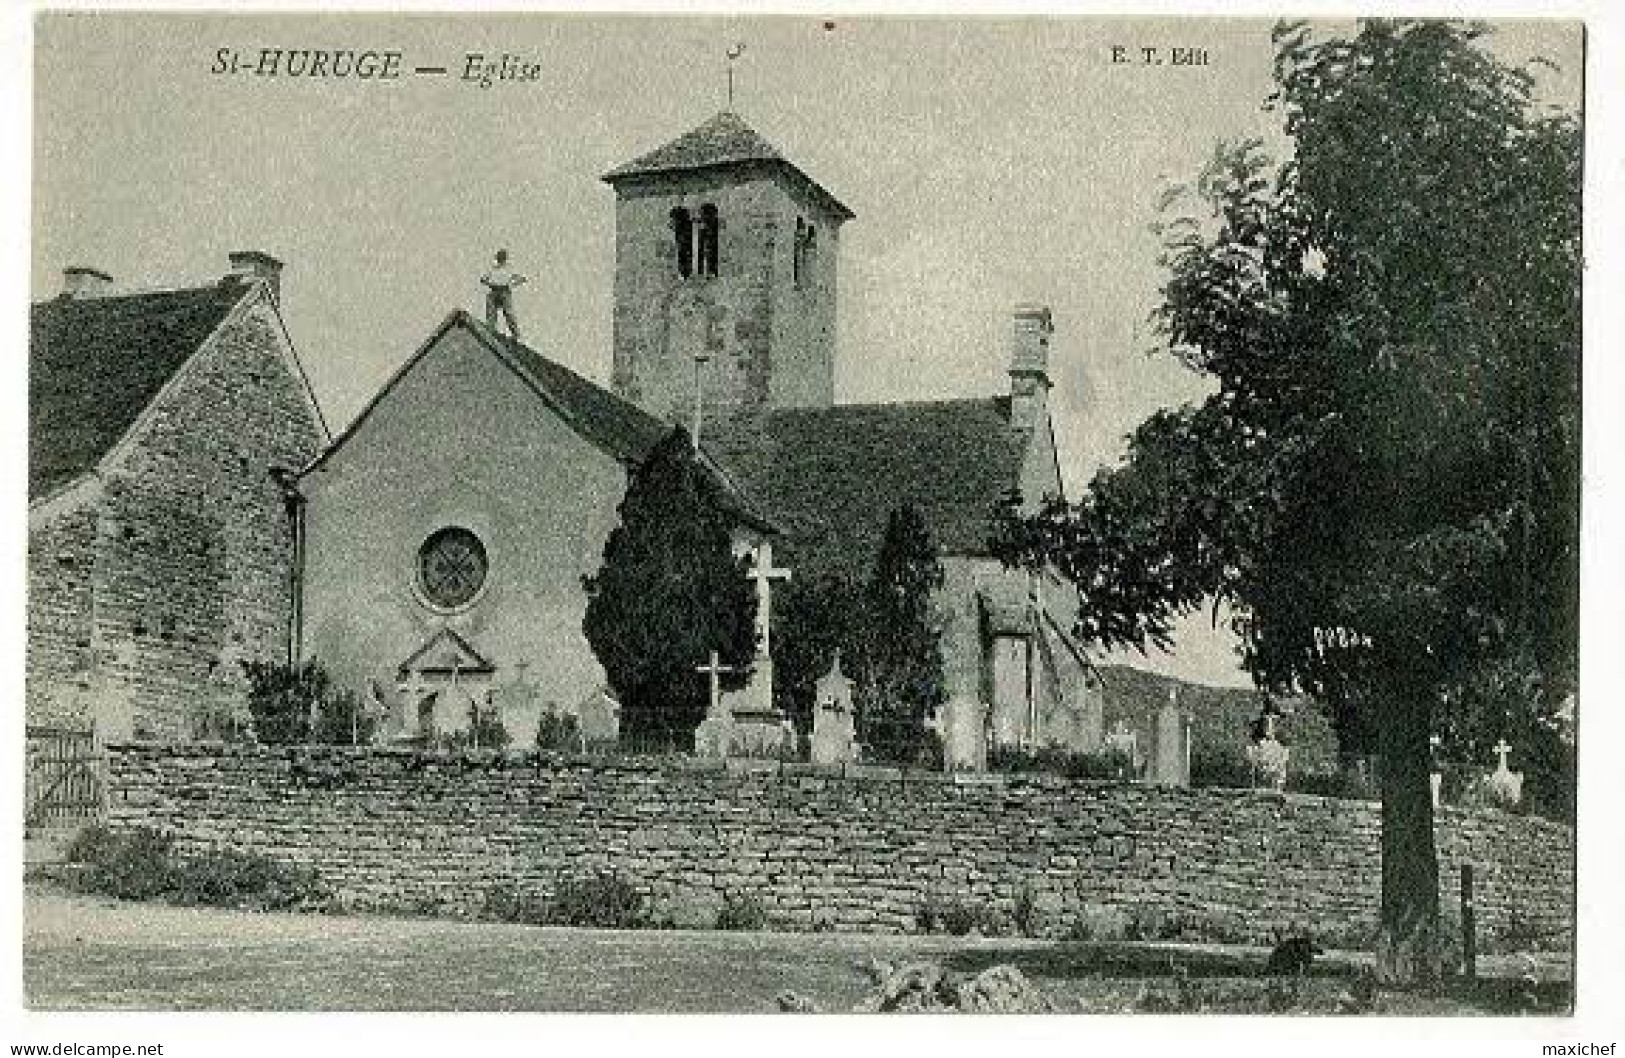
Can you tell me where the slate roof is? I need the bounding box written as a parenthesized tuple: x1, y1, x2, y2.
(603, 111, 854, 221)
(469, 317, 672, 466)
(465, 316, 775, 530)
(305, 313, 773, 531)
(702, 398, 1024, 581)
(28, 281, 253, 500)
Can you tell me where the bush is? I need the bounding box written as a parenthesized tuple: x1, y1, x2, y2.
(66, 826, 174, 901)
(548, 873, 645, 929)
(167, 849, 329, 911)
(1189, 746, 1257, 790)
(481, 883, 553, 925)
(1287, 769, 1380, 801)
(466, 701, 511, 751)
(988, 744, 1139, 780)
(916, 893, 996, 936)
(242, 658, 370, 745)
(64, 826, 328, 910)
(1065, 903, 1131, 943)
(535, 712, 584, 753)
(717, 891, 769, 931)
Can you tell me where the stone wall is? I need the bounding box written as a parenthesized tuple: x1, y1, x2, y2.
(25, 498, 99, 730)
(104, 744, 1574, 948)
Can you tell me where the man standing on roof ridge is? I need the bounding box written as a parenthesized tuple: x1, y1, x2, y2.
(481, 248, 526, 340)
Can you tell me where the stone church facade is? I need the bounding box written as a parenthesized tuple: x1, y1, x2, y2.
(26, 255, 329, 740)
(294, 111, 1104, 767)
(294, 312, 734, 747)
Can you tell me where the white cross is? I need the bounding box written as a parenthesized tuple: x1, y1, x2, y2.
(696, 650, 739, 718)
(746, 541, 791, 657)
(1493, 739, 1513, 771)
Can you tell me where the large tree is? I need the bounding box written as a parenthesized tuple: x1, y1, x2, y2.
(997, 20, 1578, 985)
(853, 505, 948, 766)
(773, 572, 866, 739)
(583, 428, 759, 744)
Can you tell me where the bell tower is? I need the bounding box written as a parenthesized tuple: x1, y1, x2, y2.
(602, 111, 853, 422)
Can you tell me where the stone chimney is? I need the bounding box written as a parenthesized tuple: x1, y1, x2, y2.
(228, 250, 284, 303)
(1008, 302, 1053, 438)
(61, 266, 114, 299)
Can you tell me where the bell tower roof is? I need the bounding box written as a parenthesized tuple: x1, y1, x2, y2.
(602, 111, 853, 221)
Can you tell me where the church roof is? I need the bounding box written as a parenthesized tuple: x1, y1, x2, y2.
(28, 280, 254, 500)
(303, 312, 774, 531)
(703, 398, 1024, 581)
(472, 318, 672, 466)
(603, 111, 854, 221)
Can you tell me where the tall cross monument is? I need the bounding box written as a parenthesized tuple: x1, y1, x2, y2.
(737, 541, 791, 715)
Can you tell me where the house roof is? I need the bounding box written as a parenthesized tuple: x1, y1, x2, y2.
(702, 398, 1025, 581)
(602, 111, 854, 221)
(28, 280, 254, 500)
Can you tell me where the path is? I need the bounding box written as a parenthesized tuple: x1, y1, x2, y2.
(23, 885, 1569, 1013)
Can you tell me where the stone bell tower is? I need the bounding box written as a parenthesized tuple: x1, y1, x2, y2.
(601, 111, 853, 423)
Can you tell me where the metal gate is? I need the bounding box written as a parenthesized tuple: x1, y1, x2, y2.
(25, 725, 104, 831)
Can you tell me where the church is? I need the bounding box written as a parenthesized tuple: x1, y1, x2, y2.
(295, 111, 1104, 769)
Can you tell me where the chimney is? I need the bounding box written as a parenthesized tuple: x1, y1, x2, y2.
(1008, 302, 1053, 437)
(227, 250, 284, 303)
(61, 266, 114, 299)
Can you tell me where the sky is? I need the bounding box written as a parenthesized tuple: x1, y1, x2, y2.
(27, 12, 1582, 688)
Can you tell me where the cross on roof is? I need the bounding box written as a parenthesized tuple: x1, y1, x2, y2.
(1493, 739, 1513, 770)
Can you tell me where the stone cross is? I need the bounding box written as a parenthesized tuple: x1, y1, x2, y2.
(1485, 738, 1523, 808)
(746, 541, 791, 658)
(696, 650, 739, 719)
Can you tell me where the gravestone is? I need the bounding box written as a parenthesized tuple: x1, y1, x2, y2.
(1484, 738, 1524, 808)
(692, 651, 739, 759)
(1245, 703, 1290, 790)
(1103, 721, 1141, 778)
(693, 650, 794, 759)
(575, 686, 620, 749)
(811, 652, 857, 765)
(1150, 691, 1191, 785)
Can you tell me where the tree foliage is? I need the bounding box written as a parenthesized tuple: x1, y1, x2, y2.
(996, 20, 1578, 983)
(583, 428, 759, 743)
(771, 507, 948, 766)
(242, 658, 369, 746)
(773, 572, 867, 738)
(853, 505, 948, 765)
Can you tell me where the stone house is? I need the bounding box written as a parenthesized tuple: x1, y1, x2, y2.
(294, 111, 1104, 767)
(26, 254, 328, 740)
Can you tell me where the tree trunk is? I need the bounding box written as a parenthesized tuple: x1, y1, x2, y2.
(1375, 682, 1443, 987)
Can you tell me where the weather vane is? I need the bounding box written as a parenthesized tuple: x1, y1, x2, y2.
(726, 42, 746, 108)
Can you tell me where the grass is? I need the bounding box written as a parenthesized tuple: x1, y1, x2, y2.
(23, 883, 1570, 1014)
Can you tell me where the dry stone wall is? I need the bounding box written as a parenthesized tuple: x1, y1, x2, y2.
(25, 501, 99, 730)
(104, 743, 1574, 948)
